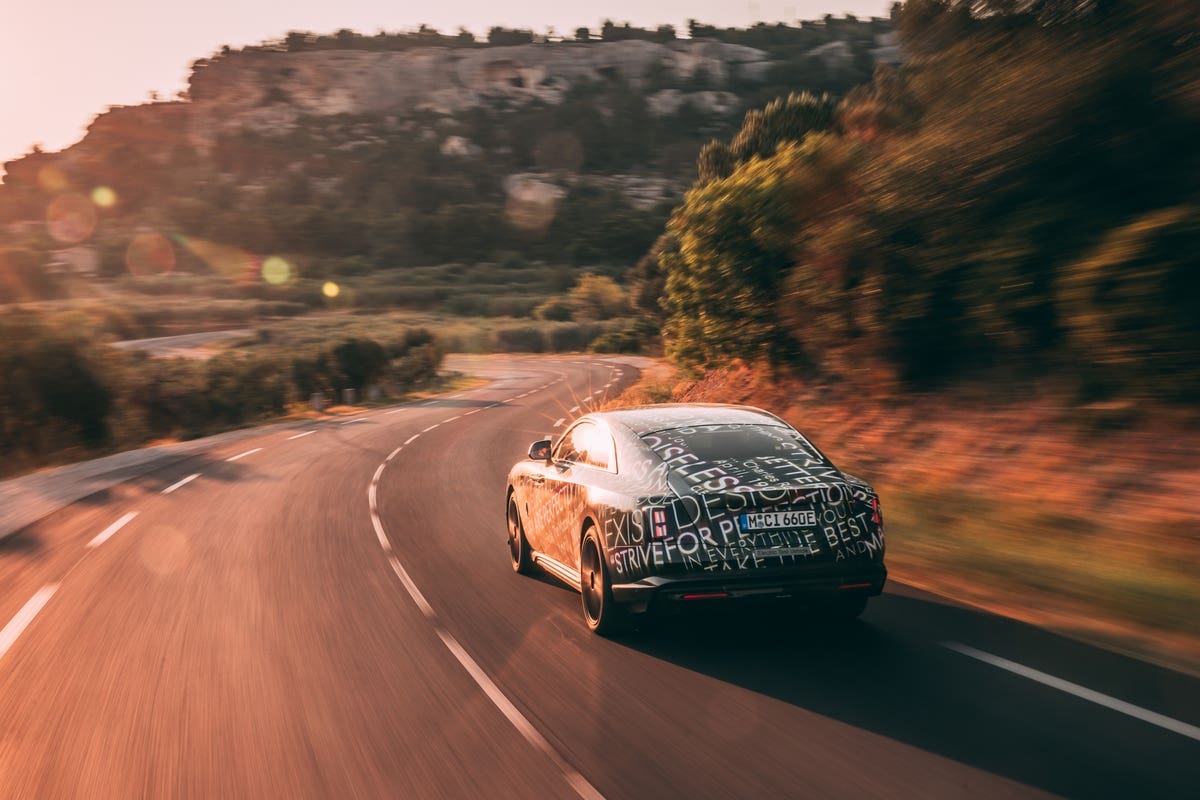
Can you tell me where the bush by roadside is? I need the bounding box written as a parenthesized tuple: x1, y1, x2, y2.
(606, 361, 1200, 674)
(0, 310, 443, 478)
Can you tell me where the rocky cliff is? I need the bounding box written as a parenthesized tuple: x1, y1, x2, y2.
(0, 21, 898, 281)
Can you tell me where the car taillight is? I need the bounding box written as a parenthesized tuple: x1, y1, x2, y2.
(650, 507, 669, 539)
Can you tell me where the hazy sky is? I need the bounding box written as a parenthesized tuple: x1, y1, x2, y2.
(2, 1, 891, 169)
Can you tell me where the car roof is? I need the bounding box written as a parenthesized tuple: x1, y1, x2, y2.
(587, 403, 789, 436)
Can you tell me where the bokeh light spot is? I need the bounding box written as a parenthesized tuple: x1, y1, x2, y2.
(126, 231, 176, 276)
(139, 527, 190, 576)
(176, 236, 256, 280)
(323, 281, 340, 298)
(91, 186, 118, 208)
(37, 165, 69, 193)
(262, 256, 292, 285)
(503, 176, 564, 233)
(46, 193, 97, 244)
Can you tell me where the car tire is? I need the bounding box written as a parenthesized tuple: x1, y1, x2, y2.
(507, 494, 534, 575)
(580, 527, 627, 635)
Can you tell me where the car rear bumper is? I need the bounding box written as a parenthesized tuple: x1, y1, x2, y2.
(610, 564, 887, 615)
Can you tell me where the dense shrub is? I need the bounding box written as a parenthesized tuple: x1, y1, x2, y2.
(0, 311, 445, 472)
(658, 1, 1199, 399)
(492, 326, 546, 353)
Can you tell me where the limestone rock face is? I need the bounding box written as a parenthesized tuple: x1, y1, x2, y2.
(186, 40, 775, 134)
(647, 90, 741, 117)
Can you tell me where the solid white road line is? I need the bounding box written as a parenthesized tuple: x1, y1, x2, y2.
(369, 468, 603, 800)
(226, 447, 262, 462)
(287, 430, 317, 440)
(0, 584, 59, 664)
(434, 627, 604, 800)
(943, 642, 1200, 742)
(161, 473, 200, 495)
(367, 394, 604, 799)
(87, 511, 138, 548)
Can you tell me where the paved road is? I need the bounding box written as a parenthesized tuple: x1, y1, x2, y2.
(112, 329, 252, 359)
(0, 355, 1196, 798)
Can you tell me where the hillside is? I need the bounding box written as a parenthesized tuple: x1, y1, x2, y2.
(0, 18, 897, 308)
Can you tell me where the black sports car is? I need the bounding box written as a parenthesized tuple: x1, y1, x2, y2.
(506, 404, 886, 633)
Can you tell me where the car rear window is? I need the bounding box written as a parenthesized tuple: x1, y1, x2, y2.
(642, 424, 823, 463)
(639, 424, 840, 492)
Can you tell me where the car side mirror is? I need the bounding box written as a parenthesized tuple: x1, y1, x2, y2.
(528, 439, 552, 461)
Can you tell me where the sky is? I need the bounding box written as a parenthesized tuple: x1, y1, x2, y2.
(2, 1, 892, 169)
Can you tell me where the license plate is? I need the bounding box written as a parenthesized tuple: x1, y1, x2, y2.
(739, 509, 817, 531)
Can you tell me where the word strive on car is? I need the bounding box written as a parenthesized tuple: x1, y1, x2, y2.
(506, 404, 887, 634)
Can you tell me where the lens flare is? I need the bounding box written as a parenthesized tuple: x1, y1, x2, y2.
(262, 256, 292, 285)
(125, 231, 176, 275)
(91, 186, 118, 208)
(323, 281, 340, 298)
(46, 194, 97, 244)
(176, 235, 256, 280)
(37, 165, 69, 193)
(503, 176, 564, 233)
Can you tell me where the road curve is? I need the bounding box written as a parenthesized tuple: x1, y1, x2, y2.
(0, 354, 1196, 798)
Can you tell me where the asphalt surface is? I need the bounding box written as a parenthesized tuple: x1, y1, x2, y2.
(112, 329, 253, 359)
(0, 354, 1196, 798)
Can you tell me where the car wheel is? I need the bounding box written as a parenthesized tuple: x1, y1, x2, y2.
(580, 527, 626, 635)
(507, 494, 534, 575)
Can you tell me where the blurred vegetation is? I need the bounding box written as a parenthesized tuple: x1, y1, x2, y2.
(0, 13, 891, 307)
(658, 0, 1200, 403)
(0, 309, 443, 476)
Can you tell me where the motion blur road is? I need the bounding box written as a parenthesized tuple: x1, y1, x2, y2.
(0, 355, 1196, 798)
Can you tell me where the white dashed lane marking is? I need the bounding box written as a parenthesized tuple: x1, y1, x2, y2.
(361, 366, 604, 800)
(0, 584, 60, 664)
(553, 418, 566, 428)
(87, 511, 138, 548)
(226, 448, 262, 462)
(288, 430, 316, 440)
(161, 473, 200, 495)
(943, 642, 1200, 742)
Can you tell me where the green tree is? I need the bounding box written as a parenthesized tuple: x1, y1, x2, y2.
(568, 273, 629, 321)
(728, 92, 836, 164)
(1058, 207, 1200, 400)
(663, 146, 801, 367)
(333, 338, 389, 391)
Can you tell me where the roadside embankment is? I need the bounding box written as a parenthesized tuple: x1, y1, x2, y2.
(609, 361, 1200, 675)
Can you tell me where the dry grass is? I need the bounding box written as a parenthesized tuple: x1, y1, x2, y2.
(610, 361, 1200, 674)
